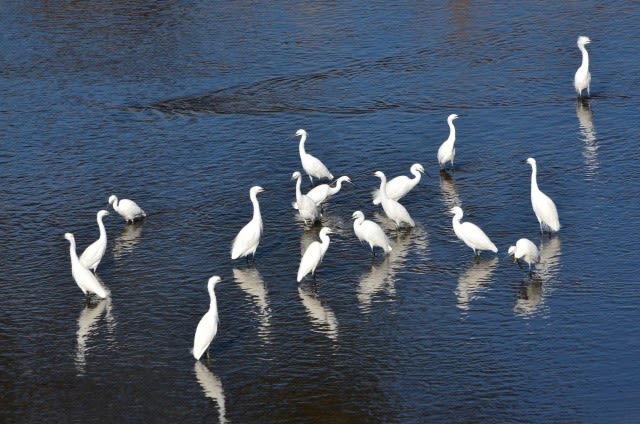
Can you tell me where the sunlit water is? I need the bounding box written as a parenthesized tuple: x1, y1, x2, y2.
(2, 2, 640, 422)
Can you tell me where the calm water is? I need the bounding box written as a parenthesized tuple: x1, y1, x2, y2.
(2, 1, 640, 422)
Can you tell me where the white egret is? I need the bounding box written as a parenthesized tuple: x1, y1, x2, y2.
(193, 276, 222, 361)
(79, 210, 109, 273)
(374, 171, 415, 229)
(295, 129, 334, 184)
(231, 186, 264, 261)
(297, 227, 332, 282)
(372, 163, 424, 205)
(352, 210, 392, 255)
(508, 238, 540, 272)
(437, 114, 459, 170)
(64, 233, 110, 299)
(450, 206, 497, 256)
(108, 194, 146, 223)
(291, 171, 320, 225)
(574, 36, 592, 98)
(526, 157, 560, 233)
(306, 175, 351, 206)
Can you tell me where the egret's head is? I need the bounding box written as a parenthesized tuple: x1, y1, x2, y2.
(450, 206, 463, 216)
(413, 163, 425, 174)
(64, 232, 74, 242)
(295, 129, 307, 137)
(108, 195, 117, 205)
(208, 275, 223, 289)
(98, 210, 110, 218)
(250, 186, 265, 196)
(508, 245, 516, 256)
(374, 170, 385, 179)
(577, 36, 591, 46)
(448, 113, 459, 121)
(526, 157, 536, 166)
(351, 210, 364, 220)
(291, 171, 302, 181)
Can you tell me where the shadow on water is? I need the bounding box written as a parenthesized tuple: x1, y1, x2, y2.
(456, 257, 499, 311)
(194, 361, 227, 424)
(75, 297, 115, 375)
(576, 99, 598, 180)
(298, 282, 339, 342)
(112, 221, 145, 260)
(233, 267, 271, 344)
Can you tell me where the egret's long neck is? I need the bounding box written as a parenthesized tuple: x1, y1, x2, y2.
(331, 178, 344, 195)
(298, 134, 307, 157)
(295, 177, 302, 201)
(412, 170, 422, 182)
(68, 239, 78, 261)
(250, 193, 262, 225)
(320, 233, 331, 256)
(98, 215, 107, 239)
(530, 164, 539, 193)
(447, 119, 456, 144)
(579, 44, 590, 70)
(377, 176, 388, 200)
(208, 287, 218, 311)
(452, 213, 462, 233)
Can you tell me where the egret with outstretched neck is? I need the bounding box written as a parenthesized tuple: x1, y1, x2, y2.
(193, 276, 222, 361)
(65, 233, 110, 299)
(295, 129, 334, 184)
(574, 36, 592, 98)
(374, 171, 415, 229)
(352, 210, 392, 255)
(450, 206, 497, 256)
(108, 194, 146, 223)
(437, 114, 459, 170)
(231, 186, 264, 261)
(80, 210, 109, 273)
(306, 176, 351, 206)
(297, 227, 332, 282)
(372, 163, 424, 205)
(527, 157, 560, 233)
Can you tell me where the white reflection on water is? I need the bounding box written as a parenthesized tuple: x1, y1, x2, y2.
(112, 221, 144, 260)
(357, 229, 415, 313)
(455, 257, 499, 310)
(194, 361, 227, 424)
(514, 237, 562, 316)
(298, 284, 338, 342)
(439, 171, 461, 212)
(576, 99, 598, 180)
(75, 297, 113, 375)
(233, 267, 271, 344)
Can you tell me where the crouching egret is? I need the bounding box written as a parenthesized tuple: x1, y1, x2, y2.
(108, 194, 146, 223)
(437, 114, 459, 170)
(372, 163, 424, 205)
(352, 210, 392, 255)
(231, 186, 264, 261)
(295, 129, 333, 184)
(65, 233, 110, 299)
(374, 171, 415, 229)
(307, 175, 351, 206)
(574, 36, 592, 98)
(526, 158, 560, 233)
(450, 206, 497, 256)
(80, 210, 109, 273)
(291, 171, 320, 225)
(297, 227, 332, 282)
(193, 276, 222, 361)
(508, 238, 540, 272)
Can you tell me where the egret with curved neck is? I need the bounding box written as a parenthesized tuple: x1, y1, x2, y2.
(437, 114, 459, 170)
(291, 171, 320, 225)
(508, 238, 540, 272)
(527, 157, 560, 233)
(574, 36, 592, 98)
(373, 163, 424, 205)
(450, 206, 497, 256)
(231, 186, 265, 261)
(193, 276, 222, 361)
(374, 171, 415, 229)
(297, 227, 333, 282)
(80, 210, 110, 273)
(306, 175, 351, 206)
(295, 129, 334, 185)
(65, 233, 110, 299)
(352, 210, 392, 255)
(108, 194, 146, 223)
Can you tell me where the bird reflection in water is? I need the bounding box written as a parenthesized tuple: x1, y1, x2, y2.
(75, 297, 113, 375)
(298, 283, 338, 342)
(233, 267, 271, 343)
(576, 99, 598, 180)
(514, 237, 562, 316)
(357, 228, 417, 313)
(112, 221, 144, 260)
(455, 257, 498, 311)
(439, 170, 461, 211)
(194, 361, 227, 424)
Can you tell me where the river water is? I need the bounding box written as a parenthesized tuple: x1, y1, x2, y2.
(2, 1, 639, 423)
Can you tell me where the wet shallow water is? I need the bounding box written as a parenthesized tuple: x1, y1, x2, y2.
(2, 1, 640, 422)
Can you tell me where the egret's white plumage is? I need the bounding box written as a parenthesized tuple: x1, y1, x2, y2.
(574, 36, 592, 98)
(297, 227, 332, 282)
(437, 114, 459, 170)
(372, 163, 424, 205)
(65, 233, 110, 299)
(374, 171, 415, 229)
(79, 210, 109, 272)
(193, 276, 222, 361)
(352, 210, 392, 255)
(527, 157, 560, 233)
(306, 176, 351, 206)
(108, 194, 146, 223)
(292, 171, 320, 224)
(508, 238, 540, 271)
(295, 129, 334, 184)
(231, 186, 264, 260)
(450, 206, 497, 256)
